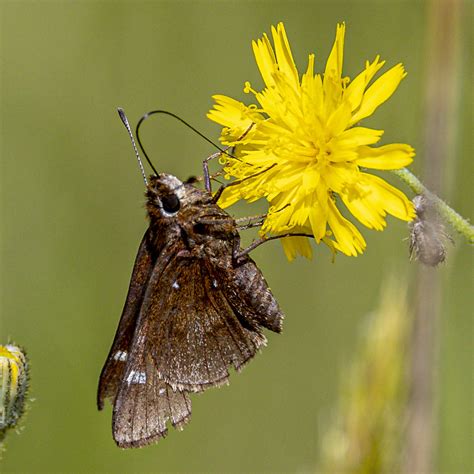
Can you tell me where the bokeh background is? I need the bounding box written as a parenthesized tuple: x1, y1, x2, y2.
(1, 1, 472, 473)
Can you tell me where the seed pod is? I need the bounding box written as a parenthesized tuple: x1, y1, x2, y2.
(409, 195, 450, 266)
(0, 345, 29, 434)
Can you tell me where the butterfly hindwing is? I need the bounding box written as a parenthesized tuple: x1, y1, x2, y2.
(112, 352, 191, 448)
(225, 256, 284, 333)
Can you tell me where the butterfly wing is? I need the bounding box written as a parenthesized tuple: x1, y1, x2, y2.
(112, 352, 191, 448)
(113, 248, 266, 407)
(224, 255, 284, 334)
(112, 249, 265, 446)
(97, 229, 155, 410)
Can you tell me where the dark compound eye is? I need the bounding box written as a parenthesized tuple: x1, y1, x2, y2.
(161, 193, 180, 214)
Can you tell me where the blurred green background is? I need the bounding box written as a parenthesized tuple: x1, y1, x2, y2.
(1, 1, 472, 473)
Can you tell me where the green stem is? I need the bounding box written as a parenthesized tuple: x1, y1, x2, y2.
(392, 168, 474, 243)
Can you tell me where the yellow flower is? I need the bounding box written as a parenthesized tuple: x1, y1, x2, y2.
(208, 23, 415, 260)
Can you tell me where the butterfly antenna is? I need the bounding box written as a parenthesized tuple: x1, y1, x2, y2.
(135, 109, 227, 160)
(117, 108, 154, 186)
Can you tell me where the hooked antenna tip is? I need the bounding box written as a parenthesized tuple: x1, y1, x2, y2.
(117, 107, 128, 127)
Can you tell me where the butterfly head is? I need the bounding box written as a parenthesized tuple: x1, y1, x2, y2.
(145, 173, 210, 223)
(145, 174, 186, 219)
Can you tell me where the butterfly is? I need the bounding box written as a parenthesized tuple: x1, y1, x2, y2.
(97, 109, 284, 448)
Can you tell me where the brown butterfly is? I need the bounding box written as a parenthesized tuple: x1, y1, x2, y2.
(97, 109, 287, 448)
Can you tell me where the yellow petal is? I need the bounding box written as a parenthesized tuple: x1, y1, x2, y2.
(326, 101, 352, 137)
(262, 201, 295, 233)
(302, 53, 315, 89)
(343, 56, 385, 112)
(252, 33, 277, 89)
(308, 201, 328, 241)
(217, 185, 242, 208)
(355, 144, 415, 169)
(281, 236, 313, 261)
(323, 161, 359, 194)
(338, 171, 415, 229)
(333, 127, 384, 149)
(327, 198, 366, 256)
(324, 23, 345, 83)
(207, 95, 260, 135)
(302, 56, 324, 120)
(329, 149, 359, 162)
(323, 23, 346, 111)
(290, 203, 310, 227)
(360, 173, 415, 221)
(350, 63, 407, 125)
(340, 188, 388, 230)
(302, 165, 321, 192)
(271, 23, 300, 90)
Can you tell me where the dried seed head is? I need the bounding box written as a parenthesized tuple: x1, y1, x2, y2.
(409, 195, 450, 266)
(0, 345, 29, 434)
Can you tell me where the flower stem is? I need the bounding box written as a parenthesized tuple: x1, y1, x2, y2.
(392, 168, 474, 243)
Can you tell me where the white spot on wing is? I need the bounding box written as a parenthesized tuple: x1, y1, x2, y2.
(126, 370, 147, 385)
(172, 281, 180, 290)
(158, 388, 166, 396)
(212, 279, 218, 288)
(113, 350, 128, 361)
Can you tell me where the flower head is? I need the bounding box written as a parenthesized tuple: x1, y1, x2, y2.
(208, 23, 415, 260)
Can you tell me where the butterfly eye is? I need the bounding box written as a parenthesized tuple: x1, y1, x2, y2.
(161, 193, 181, 214)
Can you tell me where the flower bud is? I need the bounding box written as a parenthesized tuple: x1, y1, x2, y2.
(0, 345, 29, 434)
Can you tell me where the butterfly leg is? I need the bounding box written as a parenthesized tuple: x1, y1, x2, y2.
(203, 141, 242, 193)
(204, 123, 256, 194)
(235, 233, 314, 261)
(235, 214, 267, 231)
(203, 150, 228, 193)
(211, 163, 277, 205)
(234, 203, 290, 231)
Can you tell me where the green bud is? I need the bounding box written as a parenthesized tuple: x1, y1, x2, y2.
(0, 345, 29, 434)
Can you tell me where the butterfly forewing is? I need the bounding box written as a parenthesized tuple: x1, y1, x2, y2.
(98, 229, 155, 409)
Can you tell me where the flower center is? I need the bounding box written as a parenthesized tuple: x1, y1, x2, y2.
(311, 140, 330, 166)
